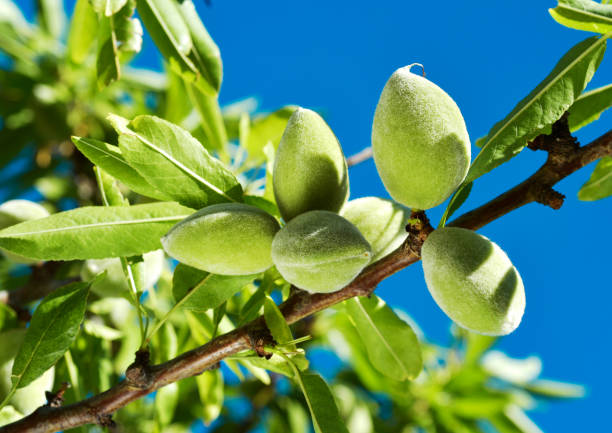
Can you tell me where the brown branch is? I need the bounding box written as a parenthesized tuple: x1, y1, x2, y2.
(346, 146, 373, 167)
(451, 127, 612, 230)
(0, 262, 78, 320)
(2, 123, 611, 433)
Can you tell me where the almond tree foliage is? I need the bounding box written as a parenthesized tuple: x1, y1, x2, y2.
(0, 0, 610, 432)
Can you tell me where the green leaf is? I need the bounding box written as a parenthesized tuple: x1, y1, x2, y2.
(96, 2, 143, 87)
(172, 264, 256, 312)
(0, 202, 193, 260)
(345, 295, 422, 381)
(164, 68, 192, 124)
(72, 136, 170, 200)
(0, 406, 22, 427)
(155, 382, 179, 428)
(136, 0, 217, 93)
(263, 142, 276, 202)
(195, 369, 223, 425)
(91, 0, 129, 16)
(36, 0, 66, 38)
(111, 114, 242, 208)
(177, 0, 222, 93)
(83, 319, 123, 340)
(94, 167, 129, 207)
(464, 331, 497, 365)
(186, 84, 229, 153)
(63, 350, 82, 401)
(524, 379, 585, 398)
(550, 0, 612, 34)
(450, 396, 509, 418)
(239, 354, 299, 377)
(568, 83, 612, 131)
(0, 303, 17, 333)
(67, 0, 99, 64)
(11, 281, 91, 389)
(244, 195, 280, 218)
(439, 181, 472, 227)
(264, 295, 294, 348)
(467, 34, 608, 183)
(578, 156, 612, 200)
(239, 359, 271, 385)
(297, 371, 350, 433)
(245, 106, 297, 164)
(502, 405, 545, 433)
(0, 0, 30, 32)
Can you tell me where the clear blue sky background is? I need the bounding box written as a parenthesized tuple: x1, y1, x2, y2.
(16, 1, 612, 431)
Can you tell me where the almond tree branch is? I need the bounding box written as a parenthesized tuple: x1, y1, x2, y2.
(346, 146, 373, 167)
(1, 122, 611, 433)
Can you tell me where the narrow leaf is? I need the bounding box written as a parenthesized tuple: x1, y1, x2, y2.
(0, 202, 193, 260)
(297, 371, 350, 433)
(111, 114, 242, 208)
(172, 263, 255, 312)
(577, 156, 612, 200)
(524, 379, 585, 398)
(72, 136, 170, 200)
(568, 83, 612, 131)
(244, 195, 280, 217)
(155, 382, 179, 428)
(550, 0, 612, 34)
(136, 0, 216, 93)
(36, 0, 65, 38)
(96, 2, 142, 87)
(178, 0, 223, 93)
(195, 369, 223, 425)
(186, 84, 229, 153)
(439, 181, 473, 227)
(94, 167, 129, 207)
(11, 281, 91, 389)
(345, 295, 422, 381)
(264, 295, 294, 348)
(91, 0, 128, 16)
(468, 35, 608, 183)
(246, 106, 297, 164)
(240, 355, 299, 377)
(67, 0, 98, 64)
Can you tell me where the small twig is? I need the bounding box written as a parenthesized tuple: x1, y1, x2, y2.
(44, 382, 70, 408)
(0, 262, 69, 310)
(346, 146, 373, 167)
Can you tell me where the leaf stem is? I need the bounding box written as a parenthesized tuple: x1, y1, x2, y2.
(94, 167, 147, 346)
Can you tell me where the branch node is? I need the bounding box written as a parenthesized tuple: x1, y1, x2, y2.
(96, 413, 115, 428)
(248, 325, 276, 359)
(405, 210, 434, 256)
(534, 186, 565, 209)
(527, 113, 579, 161)
(125, 348, 153, 389)
(45, 382, 70, 408)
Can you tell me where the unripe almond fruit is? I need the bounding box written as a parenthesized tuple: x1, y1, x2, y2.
(372, 65, 471, 209)
(341, 196, 410, 262)
(162, 203, 280, 275)
(271, 210, 371, 293)
(273, 108, 349, 221)
(421, 227, 525, 336)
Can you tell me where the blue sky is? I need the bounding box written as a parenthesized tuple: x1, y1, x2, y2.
(16, 0, 612, 431)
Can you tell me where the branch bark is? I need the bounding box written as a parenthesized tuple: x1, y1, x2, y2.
(1, 124, 611, 433)
(346, 146, 373, 167)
